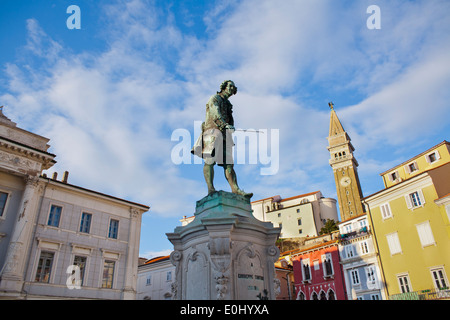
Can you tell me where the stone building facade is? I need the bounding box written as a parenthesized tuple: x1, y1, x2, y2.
(0, 109, 149, 299)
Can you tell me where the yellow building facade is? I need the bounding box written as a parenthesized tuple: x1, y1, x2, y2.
(364, 141, 450, 299)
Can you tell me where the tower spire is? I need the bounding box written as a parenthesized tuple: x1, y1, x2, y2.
(328, 103, 346, 137)
(326, 103, 365, 221)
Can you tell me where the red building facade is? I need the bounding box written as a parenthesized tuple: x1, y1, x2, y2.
(292, 240, 347, 300)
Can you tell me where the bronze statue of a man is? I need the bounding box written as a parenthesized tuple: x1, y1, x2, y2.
(192, 80, 252, 198)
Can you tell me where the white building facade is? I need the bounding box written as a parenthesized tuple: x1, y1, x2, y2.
(0, 109, 149, 299)
(137, 255, 175, 300)
(251, 191, 338, 239)
(338, 214, 386, 300)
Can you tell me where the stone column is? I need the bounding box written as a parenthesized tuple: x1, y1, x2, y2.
(167, 191, 280, 300)
(122, 208, 142, 300)
(0, 175, 42, 295)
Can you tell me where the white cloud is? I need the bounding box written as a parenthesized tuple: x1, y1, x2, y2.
(1, 0, 450, 220)
(139, 249, 172, 260)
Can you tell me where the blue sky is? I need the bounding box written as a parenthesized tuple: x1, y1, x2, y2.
(1, 0, 450, 259)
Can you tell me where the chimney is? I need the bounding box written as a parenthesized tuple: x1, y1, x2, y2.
(52, 172, 58, 180)
(62, 171, 69, 183)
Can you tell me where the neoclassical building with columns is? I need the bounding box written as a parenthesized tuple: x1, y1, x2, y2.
(0, 108, 149, 299)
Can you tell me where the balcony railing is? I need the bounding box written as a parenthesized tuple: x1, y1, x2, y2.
(389, 287, 450, 300)
(338, 227, 371, 242)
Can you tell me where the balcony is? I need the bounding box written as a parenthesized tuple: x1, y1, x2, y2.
(389, 287, 450, 300)
(338, 227, 371, 242)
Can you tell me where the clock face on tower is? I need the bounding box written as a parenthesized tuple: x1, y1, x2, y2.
(340, 176, 352, 187)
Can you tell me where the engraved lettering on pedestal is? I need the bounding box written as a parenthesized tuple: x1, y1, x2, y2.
(236, 243, 265, 299)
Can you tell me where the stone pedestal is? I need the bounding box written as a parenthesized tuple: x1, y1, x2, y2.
(166, 191, 281, 300)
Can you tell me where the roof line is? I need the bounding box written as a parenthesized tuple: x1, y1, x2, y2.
(144, 255, 171, 265)
(252, 191, 320, 204)
(363, 162, 450, 200)
(41, 176, 150, 210)
(379, 140, 449, 175)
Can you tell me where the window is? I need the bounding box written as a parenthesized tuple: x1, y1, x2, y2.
(389, 170, 399, 182)
(416, 221, 435, 247)
(328, 290, 336, 300)
(397, 273, 412, 293)
(167, 271, 172, 281)
(405, 161, 418, 174)
(350, 270, 360, 285)
(298, 229, 302, 234)
(0, 191, 8, 217)
(102, 260, 115, 288)
(380, 203, 392, 219)
(343, 223, 352, 233)
(72, 256, 87, 286)
(302, 260, 311, 281)
(426, 151, 440, 164)
(108, 219, 119, 239)
(360, 241, 369, 255)
(358, 219, 367, 229)
(79, 212, 92, 233)
(297, 218, 302, 226)
(322, 254, 333, 277)
(371, 294, 381, 300)
(430, 267, 449, 290)
(386, 232, 402, 255)
(366, 266, 376, 285)
(35, 251, 54, 283)
(405, 190, 425, 209)
(345, 245, 355, 258)
(146, 274, 152, 286)
(47, 205, 62, 227)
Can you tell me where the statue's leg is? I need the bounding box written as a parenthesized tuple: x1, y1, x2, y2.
(224, 164, 253, 198)
(203, 163, 216, 195)
(224, 164, 238, 192)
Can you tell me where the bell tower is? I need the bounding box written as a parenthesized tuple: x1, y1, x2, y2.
(327, 102, 365, 221)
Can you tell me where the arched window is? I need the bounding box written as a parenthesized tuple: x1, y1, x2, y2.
(328, 289, 336, 300)
(297, 291, 306, 300)
(320, 290, 327, 300)
(311, 292, 318, 300)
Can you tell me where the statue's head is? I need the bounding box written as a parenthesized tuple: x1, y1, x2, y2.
(218, 80, 237, 96)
